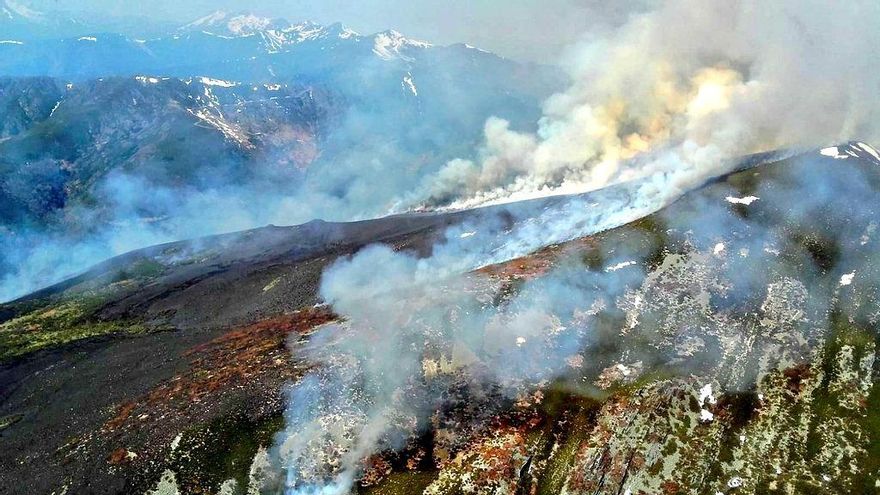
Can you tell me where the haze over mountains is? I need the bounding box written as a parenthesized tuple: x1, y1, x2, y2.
(0, 2, 562, 301)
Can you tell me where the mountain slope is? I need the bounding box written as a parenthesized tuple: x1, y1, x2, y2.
(0, 27, 558, 301)
(1, 144, 879, 493)
(0, 76, 336, 227)
(0, 0, 88, 40)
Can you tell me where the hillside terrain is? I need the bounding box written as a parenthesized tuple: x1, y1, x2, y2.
(2, 144, 879, 494)
(0, 14, 560, 300)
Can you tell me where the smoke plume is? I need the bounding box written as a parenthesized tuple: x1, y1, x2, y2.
(404, 0, 880, 210)
(272, 1, 880, 493)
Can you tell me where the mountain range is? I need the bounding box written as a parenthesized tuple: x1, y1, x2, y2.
(0, 6, 561, 301)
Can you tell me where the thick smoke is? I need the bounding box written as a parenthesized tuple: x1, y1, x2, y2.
(271, 142, 880, 493)
(4, 0, 880, 302)
(271, 1, 880, 493)
(403, 0, 880, 210)
(276, 232, 645, 492)
(0, 67, 544, 302)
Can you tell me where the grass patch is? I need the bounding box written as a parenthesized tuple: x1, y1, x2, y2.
(167, 411, 285, 495)
(362, 471, 438, 495)
(0, 297, 145, 361)
(112, 259, 166, 282)
(0, 414, 23, 431)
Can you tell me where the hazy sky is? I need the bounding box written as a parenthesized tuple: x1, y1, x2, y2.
(26, 0, 648, 61)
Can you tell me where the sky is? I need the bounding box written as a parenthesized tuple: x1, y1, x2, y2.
(26, 0, 650, 61)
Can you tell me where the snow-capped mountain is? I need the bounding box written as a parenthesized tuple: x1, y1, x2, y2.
(178, 12, 433, 61)
(0, 0, 58, 39)
(1, 0, 43, 22)
(177, 11, 428, 60)
(180, 10, 292, 37)
(0, 15, 516, 77)
(0, 14, 560, 132)
(0, 12, 562, 303)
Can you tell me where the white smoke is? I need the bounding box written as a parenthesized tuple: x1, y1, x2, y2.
(276, 237, 645, 493)
(273, 0, 880, 492)
(403, 0, 880, 210)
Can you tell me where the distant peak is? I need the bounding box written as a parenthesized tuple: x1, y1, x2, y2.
(186, 10, 228, 27)
(372, 29, 432, 61)
(324, 22, 359, 38)
(2, 0, 45, 21)
(180, 10, 290, 37)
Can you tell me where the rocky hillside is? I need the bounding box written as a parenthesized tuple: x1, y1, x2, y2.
(2, 143, 879, 494)
(0, 76, 336, 226)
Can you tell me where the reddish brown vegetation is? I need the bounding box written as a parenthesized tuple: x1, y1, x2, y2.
(478, 237, 598, 282)
(783, 363, 812, 394)
(107, 447, 129, 465)
(104, 306, 336, 432)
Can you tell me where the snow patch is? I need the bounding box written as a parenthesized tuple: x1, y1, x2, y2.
(856, 142, 880, 162)
(135, 75, 161, 84)
(699, 383, 717, 405)
(820, 146, 848, 159)
(372, 30, 431, 61)
(187, 108, 252, 149)
(606, 261, 637, 272)
(0, 40, 24, 45)
(840, 272, 855, 286)
(77, 36, 97, 42)
(170, 433, 182, 452)
(713, 243, 725, 255)
(402, 73, 418, 96)
(197, 76, 237, 88)
(226, 14, 276, 36)
(459, 231, 476, 239)
(146, 470, 180, 495)
(463, 43, 490, 53)
(726, 195, 759, 205)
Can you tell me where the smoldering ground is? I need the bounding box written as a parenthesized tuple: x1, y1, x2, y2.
(260, 0, 880, 487)
(260, 140, 880, 493)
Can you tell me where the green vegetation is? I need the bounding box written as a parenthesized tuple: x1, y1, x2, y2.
(112, 258, 166, 282)
(363, 471, 438, 495)
(167, 411, 285, 494)
(535, 391, 600, 495)
(859, 332, 880, 493)
(0, 296, 145, 361)
(0, 414, 23, 432)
